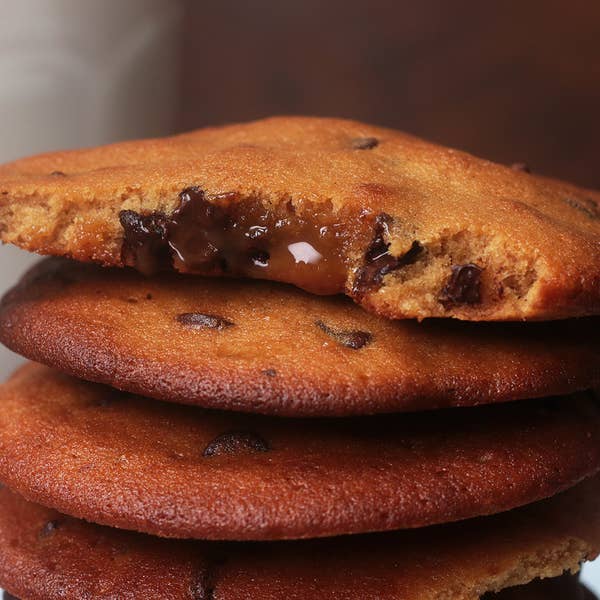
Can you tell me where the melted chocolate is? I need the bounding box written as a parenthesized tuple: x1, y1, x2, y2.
(315, 320, 372, 349)
(203, 431, 270, 457)
(439, 263, 483, 307)
(120, 187, 351, 294)
(119, 210, 170, 275)
(353, 213, 424, 297)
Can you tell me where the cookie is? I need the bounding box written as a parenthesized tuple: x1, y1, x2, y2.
(0, 117, 598, 321)
(0, 363, 598, 541)
(1, 259, 598, 417)
(0, 476, 598, 599)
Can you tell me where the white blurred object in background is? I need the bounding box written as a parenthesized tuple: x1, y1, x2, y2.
(0, 0, 184, 380)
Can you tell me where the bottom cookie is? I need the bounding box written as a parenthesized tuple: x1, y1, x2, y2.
(3, 575, 594, 599)
(0, 476, 598, 600)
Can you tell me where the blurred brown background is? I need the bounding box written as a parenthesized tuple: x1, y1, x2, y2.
(180, 0, 600, 189)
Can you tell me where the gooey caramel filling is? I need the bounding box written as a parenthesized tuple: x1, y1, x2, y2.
(120, 187, 364, 295)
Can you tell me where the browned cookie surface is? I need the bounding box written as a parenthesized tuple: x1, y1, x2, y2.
(0, 363, 598, 541)
(0, 117, 598, 321)
(1, 259, 598, 417)
(0, 477, 599, 599)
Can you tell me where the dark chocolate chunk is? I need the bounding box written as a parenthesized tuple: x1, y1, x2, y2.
(191, 568, 214, 600)
(203, 431, 270, 457)
(119, 210, 171, 274)
(50, 170, 67, 177)
(191, 552, 228, 600)
(249, 248, 270, 267)
(177, 313, 234, 330)
(439, 263, 483, 307)
(39, 519, 61, 538)
(315, 320, 373, 349)
(564, 196, 599, 219)
(510, 162, 531, 173)
(353, 214, 424, 297)
(262, 368, 277, 377)
(352, 137, 379, 150)
(168, 187, 232, 271)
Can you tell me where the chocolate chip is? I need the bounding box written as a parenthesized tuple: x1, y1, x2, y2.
(564, 196, 599, 219)
(262, 368, 277, 377)
(190, 553, 227, 600)
(315, 320, 372, 349)
(50, 170, 67, 177)
(119, 209, 171, 274)
(439, 263, 483, 307)
(203, 431, 270, 457)
(191, 584, 214, 600)
(510, 162, 531, 173)
(191, 570, 214, 600)
(145, 293, 153, 300)
(39, 520, 61, 538)
(353, 214, 423, 297)
(167, 187, 234, 271)
(352, 137, 379, 150)
(249, 248, 270, 267)
(177, 313, 234, 330)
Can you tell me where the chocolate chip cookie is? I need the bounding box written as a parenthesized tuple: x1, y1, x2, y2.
(0, 363, 598, 541)
(0, 476, 598, 599)
(0, 259, 597, 416)
(0, 117, 598, 320)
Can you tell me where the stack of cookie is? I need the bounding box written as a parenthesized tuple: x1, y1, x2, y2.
(0, 117, 598, 599)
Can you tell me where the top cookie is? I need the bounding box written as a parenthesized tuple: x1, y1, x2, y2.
(0, 117, 598, 320)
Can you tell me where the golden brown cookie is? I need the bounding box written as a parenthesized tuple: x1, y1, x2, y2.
(0, 363, 598, 541)
(1, 259, 598, 417)
(0, 117, 598, 321)
(0, 477, 598, 599)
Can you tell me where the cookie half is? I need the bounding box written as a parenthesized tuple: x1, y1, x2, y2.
(0, 363, 598, 541)
(0, 117, 598, 321)
(0, 476, 598, 599)
(1, 259, 598, 417)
